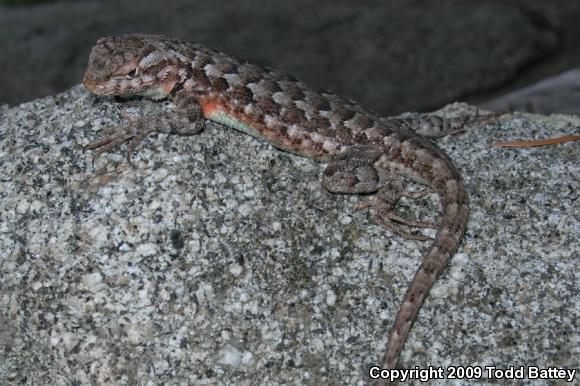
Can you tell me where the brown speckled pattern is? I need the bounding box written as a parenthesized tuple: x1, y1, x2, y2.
(83, 33, 480, 384)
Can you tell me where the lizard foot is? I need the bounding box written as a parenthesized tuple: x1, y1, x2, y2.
(85, 115, 156, 165)
(357, 184, 436, 241)
(85, 105, 205, 166)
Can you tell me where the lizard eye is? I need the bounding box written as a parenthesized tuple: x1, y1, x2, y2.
(127, 69, 137, 77)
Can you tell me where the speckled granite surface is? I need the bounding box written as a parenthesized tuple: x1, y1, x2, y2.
(0, 87, 578, 385)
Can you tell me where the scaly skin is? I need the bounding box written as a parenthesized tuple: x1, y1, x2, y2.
(83, 33, 494, 384)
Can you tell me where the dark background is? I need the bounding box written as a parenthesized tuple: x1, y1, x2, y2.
(1, 0, 580, 115)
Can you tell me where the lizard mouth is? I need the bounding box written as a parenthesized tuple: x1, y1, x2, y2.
(81, 72, 101, 93)
(83, 71, 177, 100)
(82, 52, 144, 96)
(83, 72, 148, 97)
(83, 73, 122, 95)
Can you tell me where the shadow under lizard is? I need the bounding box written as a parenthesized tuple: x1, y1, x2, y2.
(82, 33, 499, 385)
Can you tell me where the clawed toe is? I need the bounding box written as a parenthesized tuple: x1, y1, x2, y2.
(357, 190, 436, 241)
(355, 200, 373, 211)
(85, 127, 138, 165)
(372, 209, 434, 241)
(374, 218, 431, 241)
(402, 188, 434, 200)
(85, 116, 156, 165)
(380, 212, 435, 230)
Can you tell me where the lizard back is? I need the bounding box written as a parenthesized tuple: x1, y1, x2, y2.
(83, 34, 470, 384)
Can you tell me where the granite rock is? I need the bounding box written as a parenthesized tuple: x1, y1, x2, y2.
(0, 87, 578, 385)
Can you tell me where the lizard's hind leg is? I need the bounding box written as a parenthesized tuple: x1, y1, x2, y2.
(358, 181, 436, 241)
(322, 146, 436, 241)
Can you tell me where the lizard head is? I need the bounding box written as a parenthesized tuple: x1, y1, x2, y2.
(83, 34, 188, 100)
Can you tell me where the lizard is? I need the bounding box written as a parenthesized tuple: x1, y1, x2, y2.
(82, 33, 499, 384)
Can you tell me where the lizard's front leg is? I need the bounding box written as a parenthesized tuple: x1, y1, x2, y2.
(322, 145, 435, 241)
(86, 91, 205, 164)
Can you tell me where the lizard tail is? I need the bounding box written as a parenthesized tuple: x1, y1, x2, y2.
(380, 151, 470, 377)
